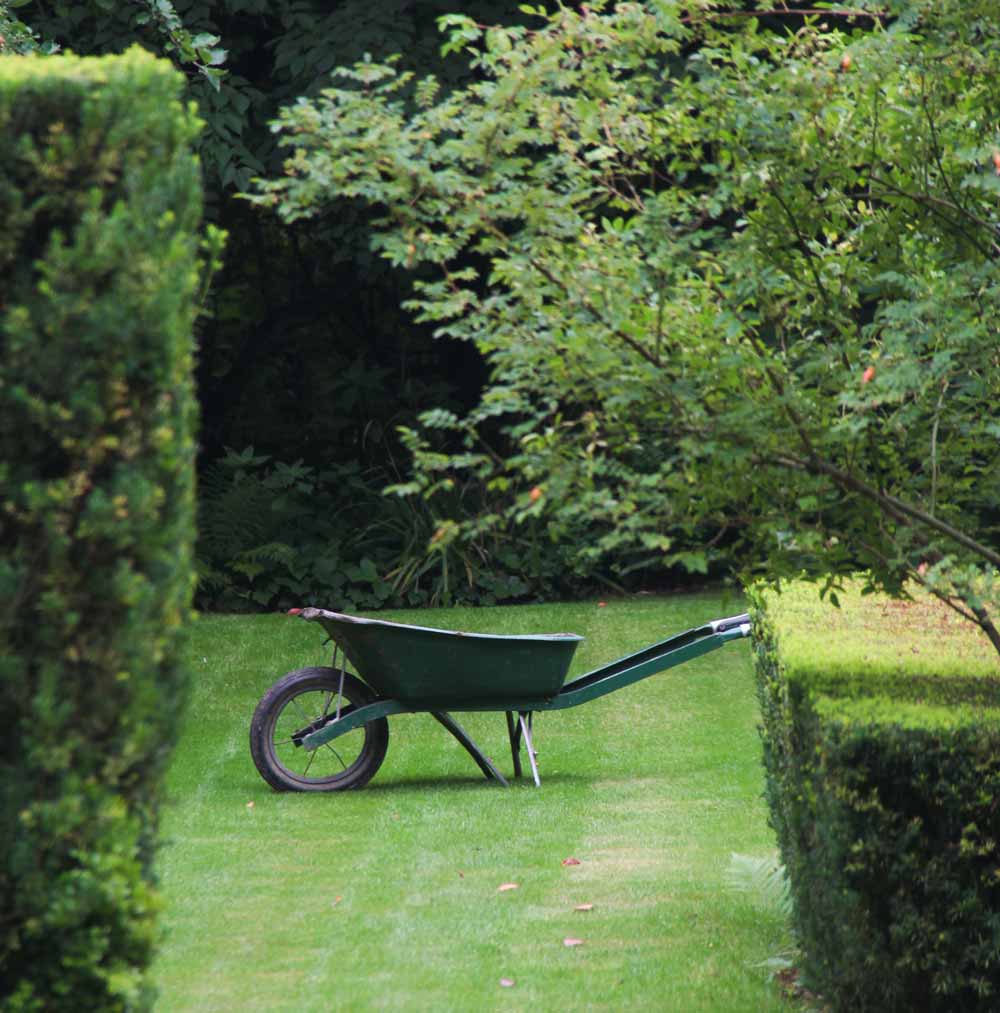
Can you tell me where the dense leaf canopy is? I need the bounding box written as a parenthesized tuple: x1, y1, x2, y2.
(255, 0, 1000, 649)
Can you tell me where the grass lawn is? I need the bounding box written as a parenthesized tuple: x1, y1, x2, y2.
(153, 592, 788, 1011)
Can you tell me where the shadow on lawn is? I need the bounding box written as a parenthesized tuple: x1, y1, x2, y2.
(361, 771, 595, 793)
(234, 770, 597, 797)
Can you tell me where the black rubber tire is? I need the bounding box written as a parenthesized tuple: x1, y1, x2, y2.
(250, 666, 389, 791)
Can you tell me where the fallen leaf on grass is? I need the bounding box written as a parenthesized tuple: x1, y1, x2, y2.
(561, 857, 581, 867)
(563, 938, 584, 947)
(574, 903, 594, 911)
(497, 883, 519, 892)
(499, 978, 515, 988)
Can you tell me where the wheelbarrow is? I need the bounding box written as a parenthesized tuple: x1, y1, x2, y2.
(249, 607, 751, 791)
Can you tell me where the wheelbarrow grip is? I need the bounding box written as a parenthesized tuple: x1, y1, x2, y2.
(710, 613, 751, 635)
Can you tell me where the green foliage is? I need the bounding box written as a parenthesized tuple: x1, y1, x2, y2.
(0, 49, 205, 1009)
(756, 579, 1000, 701)
(725, 853, 792, 922)
(750, 582, 1000, 1010)
(16, 1, 236, 176)
(16, 0, 527, 193)
(14, 0, 525, 545)
(726, 852, 798, 979)
(196, 447, 585, 611)
(0, 1, 43, 53)
(14, 1, 227, 86)
(253, 0, 1000, 650)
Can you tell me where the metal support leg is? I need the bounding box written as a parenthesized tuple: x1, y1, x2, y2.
(505, 711, 523, 779)
(431, 712, 509, 786)
(518, 711, 541, 787)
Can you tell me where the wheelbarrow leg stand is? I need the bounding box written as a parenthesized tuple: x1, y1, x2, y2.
(516, 711, 541, 787)
(505, 711, 540, 787)
(505, 711, 523, 780)
(430, 711, 509, 786)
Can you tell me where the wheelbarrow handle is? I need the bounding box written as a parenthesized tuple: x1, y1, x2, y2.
(709, 613, 751, 635)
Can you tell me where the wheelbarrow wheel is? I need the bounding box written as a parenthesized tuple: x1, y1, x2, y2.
(250, 666, 389, 791)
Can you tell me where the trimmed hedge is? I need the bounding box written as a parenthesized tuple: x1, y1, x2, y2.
(0, 49, 204, 1010)
(750, 583, 1000, 1011)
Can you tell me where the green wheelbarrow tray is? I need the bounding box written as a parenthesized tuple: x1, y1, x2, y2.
(304, 608, 585, 706)
(249, 607, 751, 792)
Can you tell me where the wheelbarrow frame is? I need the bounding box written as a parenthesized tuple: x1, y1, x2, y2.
(251, 607, 751, 789)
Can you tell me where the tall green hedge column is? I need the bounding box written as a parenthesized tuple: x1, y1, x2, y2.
(0, 49, 205, 1010)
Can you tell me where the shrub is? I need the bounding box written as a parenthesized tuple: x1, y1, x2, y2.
(252, 1, 1000, 655)
(195, 447, 592, 611)
(0, 1, 40, 54)
(750, 582, 1000, 1011)
(0, 49, 205, 1010)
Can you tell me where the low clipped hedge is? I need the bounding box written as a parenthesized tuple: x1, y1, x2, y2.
(750, 582, 1000, 1011)
(0, 50, 205, 1010)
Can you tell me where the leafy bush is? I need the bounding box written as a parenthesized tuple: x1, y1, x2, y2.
(195, 447, 598, 611)
(14, 0, 530, 509)
(750, 581, 1000, 1011)
(0, 1, 41, 53)
(253, 0, 1000, 654)
(0, 49, 206, 1010)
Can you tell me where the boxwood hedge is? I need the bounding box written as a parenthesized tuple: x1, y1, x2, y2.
(0, 49, 204, 1010)
(750, 582, 1000, 1011)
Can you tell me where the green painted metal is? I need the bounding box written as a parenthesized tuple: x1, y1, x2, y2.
(505, 711, 523, 779)
(301, 697, 409, 750)
(299, 608, 582, 705)
(542, 626, 747, 711)
(299, 619, 750, 754)
(300, 702, 509, 784)
(430, 711, 508, 786)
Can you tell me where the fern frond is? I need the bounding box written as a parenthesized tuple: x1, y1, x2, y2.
(726, 852, 792, 918)
(237, 542, 298, 565)
(197, 462, 274, 561)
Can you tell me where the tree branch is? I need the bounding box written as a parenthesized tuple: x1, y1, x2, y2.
(680, 7, 886, 24)
(867, 174, 1000, 257)
(765, 182, 832, 312)
(771, 451, 1000, 568)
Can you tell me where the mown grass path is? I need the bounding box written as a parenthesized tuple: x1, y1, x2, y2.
(153, 593, 786, 1011)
